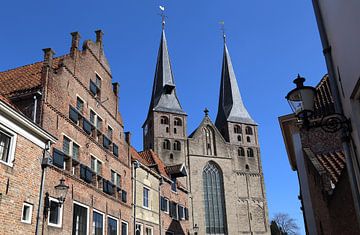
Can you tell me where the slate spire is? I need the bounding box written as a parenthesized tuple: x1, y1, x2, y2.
(215, 40, 256, 127)
(147, 28, 185, 115)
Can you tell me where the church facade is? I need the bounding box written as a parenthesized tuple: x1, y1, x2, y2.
(143, 25, 270, 235)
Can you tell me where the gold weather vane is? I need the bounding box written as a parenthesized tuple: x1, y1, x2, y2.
(219, 20, 226, 43)
(159, 5, 166, 29)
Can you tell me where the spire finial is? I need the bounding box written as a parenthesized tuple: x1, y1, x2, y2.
(204, 108, 209, 116)
(219, 21, 226, 43)
(159, 6, 166, 30)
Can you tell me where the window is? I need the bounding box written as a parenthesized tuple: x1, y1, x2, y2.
(204, 126, 216, 156)
(143, 187, 150, 208)
(121, 221, 128, 235)
(90, 75, 101, 97)
(247, 136, 251, 143)
(93, 210, 104, 235)
(170, 202, 178, 220)
(121, 190, 127, 203)
(53, 149, 65, 169)
(203, 162, 227, 234)
(163, 139, 170, 150)
(103, 180, 115, 196)
(173, 141, 181, 151)
(76, 97, 84, 113)
(160, 116, 169, 125)
(174, 118, 182, 126)
(160, 197, 169, 213)
(247, 148, 254, 158)
(171, 178, 177, 192)
(135, 223, 142, 235)
(95, 74, 102, 88)
(63, 136, 71, 155)
(238, 147, 245, 157)
(113, 144, 119, 157)
(245, 126, 253, 135)
(245, 164, 250, 171)
(0, 127, 16, 166)
(90, 110, 102, 130)
(72, 202, 88, 235)
(69, 106, 81, 124)
(90, 110, 96, 125)
(63, 136, 80, 160)
(80, 164, 94, 183)
(21, 202, 33, 224)
(145, 227, 153, 235)
(73, 143, 80, 160)
(48, 198, 62, 227)
(111, 170, 121, 188)
(107, 126, 113, 140)
(107, 217, 118, 235)
(174, 128, 177, 134)
(237, 135, 242, 142)
(234, 125, 241, 134)
(91, 156, 102, 175)
(178, 205, 185, 220)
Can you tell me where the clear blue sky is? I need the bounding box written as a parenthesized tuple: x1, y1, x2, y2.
(0, 1, 327, 234)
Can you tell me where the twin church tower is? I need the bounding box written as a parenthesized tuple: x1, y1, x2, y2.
(142, 21, 270, 235)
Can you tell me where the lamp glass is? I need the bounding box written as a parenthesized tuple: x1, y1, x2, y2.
(287, 87, 316, 118)
(54, 178, 69, 202)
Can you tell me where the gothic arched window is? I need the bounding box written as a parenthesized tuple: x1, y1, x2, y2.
(173, 141, 181, 151)
(163, 139, 170, 150)
(234, 125, 241, 134)
(174, 118, 182, 126)
(203, 162, 227, 234)
(238, 147, 245, 156)
(203, 126, 216, 156)
(245, 126, 253, 135)
(247, 148, 254, 158)
(160, 116, 169, 125)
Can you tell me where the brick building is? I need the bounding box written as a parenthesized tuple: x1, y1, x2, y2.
(0, 95, 56, 234)
(279, 75, 360, 235)
(0, 31, 133, 235)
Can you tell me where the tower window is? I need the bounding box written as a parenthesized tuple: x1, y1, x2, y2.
(204, 126, 216, 156)
(245, 164, 250, 170)
(247, 148, 254, 158)
(247, 136, 251, 142)
(234, 125, 241, 134)
(166, 127, 169, 133)
(163, 140, 170, 150)
(237, 135, 242, 142)
(245, 126, 253, 135)
(174, 118, 182, 126)
(160, 116, 169, 125)
(174, 128, 177, 134)
(173, 141, 181, 151)
(238, 147, 245, 156)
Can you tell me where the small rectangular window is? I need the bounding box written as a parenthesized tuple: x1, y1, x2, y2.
(121, 221, 128, 235)
(63, 136, 71, 156)
(178, 205, 185, 220)
(90, 110, 96, 125)
(171, 178, 177, 192)
(111, 170, 121, 188)
(48, 198, 62, 227)
(93, 210, 104, 235)
(113, 144, 119, 157)
(143, 187, 149, 208)
(145, 227, 153, 235)
(97, 117, 103, 130)
(76, 97, 84, 113)
(72, 202, 88, 235)
(107, 126, 113, 140)
(91, 156, 102, 175)
(72, 143, 80, 160)
(108, 216, 118, 235)
(0, 128, 14, 165)
(121, 190, 127, 203)
(21, 202, 33, 224)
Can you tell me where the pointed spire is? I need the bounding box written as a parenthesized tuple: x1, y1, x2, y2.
(146, 23, 185, 116)
(215, 39, 256, 127)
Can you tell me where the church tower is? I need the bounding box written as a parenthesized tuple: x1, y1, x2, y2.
(143, 21, 187, 167)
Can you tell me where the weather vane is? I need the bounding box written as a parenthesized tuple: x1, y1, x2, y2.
(219, 20, 226, 43)
(159, 5, 166, 29)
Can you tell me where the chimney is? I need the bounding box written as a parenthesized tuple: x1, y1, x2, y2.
(42, 48, 55, 68)
(70, 32, 81, 57)
(95, 30, 103, 48)
(112, 82, 119, 96)
(125, 132, 131, 145)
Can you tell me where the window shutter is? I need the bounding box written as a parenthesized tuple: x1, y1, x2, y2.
(160, 197, 165, 211)
(69, 106, 79, 123)
(185, 207, 189, 220)
(52, 149, 64, 168)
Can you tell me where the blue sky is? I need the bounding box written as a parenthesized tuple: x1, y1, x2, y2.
(0, 1, 327, 234)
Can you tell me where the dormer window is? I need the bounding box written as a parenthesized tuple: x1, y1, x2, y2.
(245, 126, 253, 135)
(234, 125, 241, 134)
(160, 116, 169, 125)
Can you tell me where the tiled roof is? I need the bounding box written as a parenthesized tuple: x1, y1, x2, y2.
(315, 150, 346, 185)
(0, 57, 64, 97)
(138, 149, 168, 177)
(313, 75, 335, 118)
(0, 94, 20, 111)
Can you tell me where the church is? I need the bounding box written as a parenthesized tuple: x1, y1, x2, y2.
(142, 21, 270, 235)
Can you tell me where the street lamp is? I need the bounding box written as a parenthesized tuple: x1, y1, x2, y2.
(193, 224, 199, 235)
(44, 178, 69, 217)
(286, 74, 351, 133)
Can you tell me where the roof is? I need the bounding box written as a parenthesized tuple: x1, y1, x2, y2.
(215, 42, 255, 128)
(0, 94, 20, 111)
(166, 163, 187, 178)
(136, 149, 168, 177)
(313, 74, 335, 118)
(0, 57, 64, 97)
(145, 29, 185, 118)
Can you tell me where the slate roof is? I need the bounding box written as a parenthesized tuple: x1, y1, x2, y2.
(0, 57, 64, 97)
(215, 42, 255, 128)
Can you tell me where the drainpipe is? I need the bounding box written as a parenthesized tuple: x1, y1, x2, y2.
(133, 161, 140, 235)
(35, 141, 51, 235)
(158, 177, 163, 235)
(312, 0, 360, 224)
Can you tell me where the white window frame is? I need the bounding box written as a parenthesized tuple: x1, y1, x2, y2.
(107, 215, 119, 235)
(164, 198, 169, 214)
(135, 223, 143, 235)
(145, 226, 153, 235)
(91, 155, 103, 175)
(107, 125, 113, 139)
(47, 197, 63, 228)
(121, 220, 128, 235)
(89, 108, 103, 130)
(76, 95, 85, 113)
(143, 186, 150, 209)
(178, 204, 185, 220)
(92, 208, 105, 235)
(111, 170, 121, 188)
(62, 134, 81, 156)
(0, 124, 17, 167)
(73, 201, 90, 235)
(21, 202, 33, 224)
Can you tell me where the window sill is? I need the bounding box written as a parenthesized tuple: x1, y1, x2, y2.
(48, 223, 62, 228)
(0, 160, 13, 168)
(21, 220, 31, 224)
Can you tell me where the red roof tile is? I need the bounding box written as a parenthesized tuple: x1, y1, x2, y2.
(313, 75, 335, 118)
(315, 150, 346, 185)
(138, 149, 169, 177)
(0, 57, 64, 97)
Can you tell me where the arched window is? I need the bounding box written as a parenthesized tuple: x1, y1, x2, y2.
(163, 139, 170, 150)
(237, 135, 242, 142)
(173, 141, 181, 151)
(245, 126, 253, 135)
(203, 126, 216, 156)
(234, 125, 241, 134)
(246, 136, 251, 143)
(160, 116, 169, 125)
(245, 164, 250, 171)
(174, 118, 182, 126)
(238, 147, 245, 156)
(203, 162, 227, 234)
(247, 148, 254, 158)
